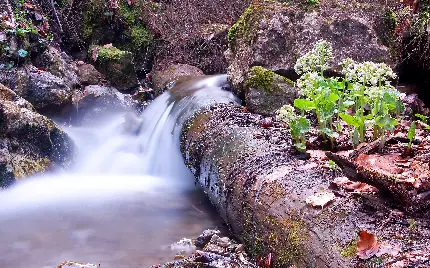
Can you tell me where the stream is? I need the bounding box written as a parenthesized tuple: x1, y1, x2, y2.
(0, 75, 238, 267)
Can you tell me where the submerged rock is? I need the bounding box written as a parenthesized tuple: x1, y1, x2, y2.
(0, 83, 73, 186)
(152, 64, 204, 96)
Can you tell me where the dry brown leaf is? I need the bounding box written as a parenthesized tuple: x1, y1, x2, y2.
(305, 192, 335, 207)
(357, 230, 378, 259)
(356, 231, 401, 260)
(333, 177, 377, 193)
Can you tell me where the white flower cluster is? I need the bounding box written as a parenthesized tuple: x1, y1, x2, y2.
(296, 72, 322, 97)
(276, 105, 296, 125)
(294, 40, 334, 75)
(340, 58, 397, 85)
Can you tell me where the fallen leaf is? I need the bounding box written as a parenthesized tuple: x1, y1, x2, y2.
(356, 231, 401, 259)
(103, 43, 113, 48)
(333, 177, 378, 193)
(305, 192, 335, 207)
(357, 230, 378, 259)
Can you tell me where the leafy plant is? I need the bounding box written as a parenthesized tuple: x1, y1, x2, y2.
(278, 40, 404, 152)
(277, 105, 311, 153)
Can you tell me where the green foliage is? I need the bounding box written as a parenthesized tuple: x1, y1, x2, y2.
(277, 40, 404, 152)
(246, 66, 275, 92)
(277, 105, 311, 152)
(407, 121, 416, 150)
(130, 24, 153, 49)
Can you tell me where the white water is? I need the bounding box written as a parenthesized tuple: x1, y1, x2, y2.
(0, 75, 238, 267)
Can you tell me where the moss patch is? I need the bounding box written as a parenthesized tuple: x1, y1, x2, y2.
(130, 24, 153, 49)
(246, 66, 276, 91)
(340, 238, 358, 258)
(94, 45, 126, 61)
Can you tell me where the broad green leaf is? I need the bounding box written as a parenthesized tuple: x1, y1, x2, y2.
(328, 92, 340, 102)
(408, 121, 416, 142)
(318, 100, 336, 120)
(375, 114, 398, 131)
(294, 99, 315, 111)
(296, 117, 311, 134)
(340, 113, 361, 127)
(321, 128, 339, 139)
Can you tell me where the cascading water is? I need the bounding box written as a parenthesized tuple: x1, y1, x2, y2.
(0, 75, 239, 267)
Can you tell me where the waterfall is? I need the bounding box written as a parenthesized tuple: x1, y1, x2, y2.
(0, 75, 238, 268)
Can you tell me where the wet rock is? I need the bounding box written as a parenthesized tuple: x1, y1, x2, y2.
(170, 238, 197, 253)
(0, 66, 74, 112)
(245, 66, 297, 116)
(226, 0, 393, 97)
(155, 229, 255, 268)
(0, 83, 74, 186)
(76, 62, 104, 86)
(152, 64, 204, 96)
(89, 45, 140, 93)
(33, 46, 80, 87)
(66, 85, 140, 125)
(195, 229, 221, 248)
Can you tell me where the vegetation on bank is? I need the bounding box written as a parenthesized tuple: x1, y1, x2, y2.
(277, 40, 404, 152)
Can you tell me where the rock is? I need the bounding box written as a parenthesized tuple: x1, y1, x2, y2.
(67, 85, 140, 124)
(152, 64, 204, 96)
(0, 67, 74, 112)
(155, 229, 255, 268)
(244, 66, 297, 116)
(195, 229, 221, 248)
(89, 45, 140, 93)
(0, 83, 74, 186)
(226, 0, 393, 97)
(33, 46, 80, 88)
(170, 238, 196, 253)
(76, 62, 104, 86)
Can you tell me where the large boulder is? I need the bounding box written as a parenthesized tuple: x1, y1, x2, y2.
(226, 0, 393, 97)
(152, 64, 204, 96)
(0, 66, 75, 112)
(0, 84, 74, 187)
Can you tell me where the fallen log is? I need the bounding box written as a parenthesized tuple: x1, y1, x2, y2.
(181, 103, 430, 267)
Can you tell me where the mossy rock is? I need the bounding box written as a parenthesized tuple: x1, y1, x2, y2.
(90, 45, 139, 92)
(244, 66, 296, 116)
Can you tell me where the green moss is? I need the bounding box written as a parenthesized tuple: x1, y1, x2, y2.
(94, 45, 126, 61)
(246, 66, 275, 91)
(265, 216, 308, 266)
(340, 238, 358, 258)
(130, 24, 153, 49)
(228, 6, 254, 48)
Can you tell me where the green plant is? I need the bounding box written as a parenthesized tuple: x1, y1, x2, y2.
(278, 40, 404, 152)
(277, 105, 311, 152)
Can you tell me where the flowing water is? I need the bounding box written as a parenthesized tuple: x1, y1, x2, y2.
(0, 75, 238, 268)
